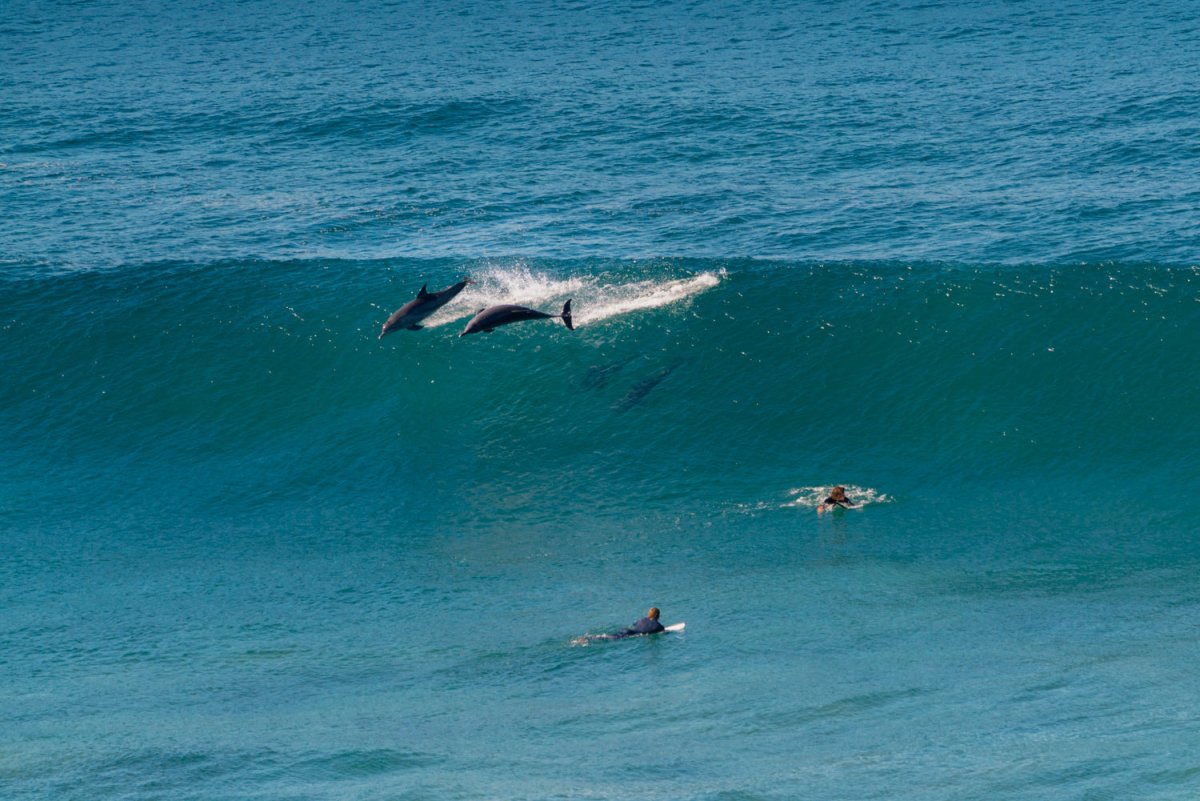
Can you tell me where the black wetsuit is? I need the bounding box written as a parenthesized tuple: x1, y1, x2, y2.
(823, 496, 852, 509)
(621, 616, 665, 636)
(587, 615, 667, 641)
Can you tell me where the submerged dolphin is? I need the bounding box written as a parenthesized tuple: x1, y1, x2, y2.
(583, 354, 640, 390)
(379, 278, 471, 338)
(614, 361, 682, 411)
(460, 300, 574, 337)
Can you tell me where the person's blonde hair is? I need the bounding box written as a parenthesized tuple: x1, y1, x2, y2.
(647, 607, 660, 620)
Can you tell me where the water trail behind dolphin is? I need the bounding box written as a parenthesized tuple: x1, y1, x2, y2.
(571, 272, 722, 325)
(421, 263, 722, 328)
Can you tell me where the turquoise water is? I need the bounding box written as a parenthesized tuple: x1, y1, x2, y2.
(3, 2, 1200, 800)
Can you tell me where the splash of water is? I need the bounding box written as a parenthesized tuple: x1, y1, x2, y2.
(784, 485, 892, 509)
(420, 263, 722, 328)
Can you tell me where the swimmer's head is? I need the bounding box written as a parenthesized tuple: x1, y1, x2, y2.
(830, 486, 847, 501)
(647, 607, 660, 620)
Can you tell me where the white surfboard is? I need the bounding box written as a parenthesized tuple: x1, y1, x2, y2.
(571, 621, 686, 645)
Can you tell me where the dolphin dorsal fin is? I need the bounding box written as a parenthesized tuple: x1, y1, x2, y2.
(417, 283, 430, 298)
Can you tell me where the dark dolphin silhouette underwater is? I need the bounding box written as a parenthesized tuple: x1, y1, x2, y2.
(614, 361, 683, 411)
(379, 278, 471, 338)
(460, 300, 574, 336)
(582, 354, 640, 390)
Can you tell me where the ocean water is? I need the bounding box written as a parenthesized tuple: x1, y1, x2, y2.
(3, 1, 1199, 799)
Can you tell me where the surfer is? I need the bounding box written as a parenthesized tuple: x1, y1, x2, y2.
(573, 607, 680, 644)
(619, 607, 666, 637)
(817, 486, 855, 514)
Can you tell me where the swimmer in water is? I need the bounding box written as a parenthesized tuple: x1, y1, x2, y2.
(818, 486, 855, 514)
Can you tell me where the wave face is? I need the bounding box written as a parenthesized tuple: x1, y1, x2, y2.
(5, 257, 1198, 532)
(6, 258, 1200, 801)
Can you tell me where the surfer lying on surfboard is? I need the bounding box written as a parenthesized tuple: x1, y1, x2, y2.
(817, 486, 856, 514)
(621, 607, 666, 636)
(574, 607, 685, 643)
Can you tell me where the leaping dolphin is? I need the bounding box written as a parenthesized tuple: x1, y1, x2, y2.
(379, 278, 472, 338)
(460, 300, 574, 337)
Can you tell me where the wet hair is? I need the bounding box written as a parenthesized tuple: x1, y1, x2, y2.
(829, 486, 847, 501)
(647, 607, 660, 620)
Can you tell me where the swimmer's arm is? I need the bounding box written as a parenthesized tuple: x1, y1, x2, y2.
(819, 499, 852, 511)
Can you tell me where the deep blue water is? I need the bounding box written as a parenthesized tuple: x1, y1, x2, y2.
(3, 2, 1200, 800)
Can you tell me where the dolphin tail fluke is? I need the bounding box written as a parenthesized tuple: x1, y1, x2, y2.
(561, 299, 574, 331)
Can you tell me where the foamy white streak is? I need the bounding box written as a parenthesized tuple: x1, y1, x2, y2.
(422, 265, 721, 329)
(575, 272, 721, 325)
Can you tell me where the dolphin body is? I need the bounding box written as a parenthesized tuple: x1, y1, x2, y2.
(614, 361, 683, 411)
(379, 279, 471, 338)
(583, 354, 639, 390)
(460, 300, 574, 337)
